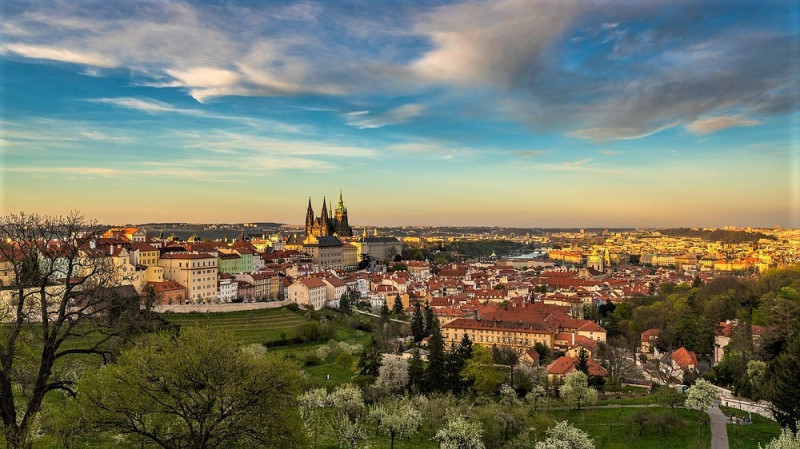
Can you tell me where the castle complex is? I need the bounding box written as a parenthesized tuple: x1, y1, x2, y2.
(305, 190, 353, 238)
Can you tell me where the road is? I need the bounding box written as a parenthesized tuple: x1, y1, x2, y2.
(708, 402, 730, 449)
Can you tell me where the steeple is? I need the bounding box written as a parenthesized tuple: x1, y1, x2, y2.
(336, 188, 345, 214)
(305, 197, 314, 234)
(320, 197, 329, 231)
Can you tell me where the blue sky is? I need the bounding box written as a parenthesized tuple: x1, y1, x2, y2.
(1, 0, 798, 227)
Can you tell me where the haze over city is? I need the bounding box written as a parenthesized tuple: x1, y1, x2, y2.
(2, 1, 799, 227)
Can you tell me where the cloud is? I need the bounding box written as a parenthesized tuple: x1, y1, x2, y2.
(346, 104, 423, 129)
(685, 115, 760, 135)
(388, 142, 473, 159)
(598, 150, 618, 156)
(411, 0, 578, 86)
(86, 97, 302, 133)
(2, 43, 116, 67)
(513, 150, 548, 158)
(180, 130, 377, 159)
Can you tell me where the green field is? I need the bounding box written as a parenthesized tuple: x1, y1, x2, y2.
(721, 406, 782, 449)
(160, 307, 309, 345)
(549, 407, 711, 449)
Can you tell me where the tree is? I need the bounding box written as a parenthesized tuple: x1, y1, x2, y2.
(392, 296, 405, 316)
(424, 301, 435, 337)
(376, 397, 421, 449)
(491, 346, 519, 385)
(435, 415, 485, 449)
(462, 345, 504, 396)
(336, 351, 354, 371)
(534, 421, 595, 449)
(0, 212, 145, 449)
(357, 337, 382, 377)
(575, 349, 589, 374)
(407, 349, 425, 393)
(411, 305, 425, 342)
(769, 330, 800, 431)
(299, 388, 329, 449)
(340, 293, 352, 314)
(375, 356, 409, 394)
(685, 378, 718, 438)
(560, 372, 597, 411)
(655, 387, 685, 415)
(684, 378, 718, 411)
(380, 299, 391, 318)
(446, 335, 473, 393)
(78, 327, 307, 449)
(425, 317, 446, 393)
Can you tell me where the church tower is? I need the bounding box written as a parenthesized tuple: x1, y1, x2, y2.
(305, 197, 314, 236)
(320, 197, 329, 236)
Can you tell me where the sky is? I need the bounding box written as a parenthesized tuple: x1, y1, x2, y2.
(1, 0, 799, 228)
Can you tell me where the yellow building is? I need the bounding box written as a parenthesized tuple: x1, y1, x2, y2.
(158, 253, 218, 304)
(442, 319, 555, 352)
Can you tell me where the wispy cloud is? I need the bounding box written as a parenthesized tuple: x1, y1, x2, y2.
(2, 43, 116, 67)
(388, 142, 473, 160)
(686, 115, 760, 135)
(513, 150, 548, 158)
(598, 150, 619, 156)
(86, 97, 302, 133)
(346, 104, 423, 129)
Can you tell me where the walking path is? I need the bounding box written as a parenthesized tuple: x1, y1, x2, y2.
(708, 402, 730, 449)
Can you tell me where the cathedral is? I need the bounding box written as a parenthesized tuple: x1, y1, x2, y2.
(305, 190, 353, 238)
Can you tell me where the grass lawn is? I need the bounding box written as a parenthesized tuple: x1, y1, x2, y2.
(549, 407, 711, 449)
(721, 406, 781, 449)
(160, 307, 308, 345)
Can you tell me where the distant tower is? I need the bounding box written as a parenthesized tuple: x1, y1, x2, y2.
(320, 197, 329, 235)
(305, 197, 314, 236)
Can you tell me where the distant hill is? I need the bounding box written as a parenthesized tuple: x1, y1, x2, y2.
(659, 228, 775, 244)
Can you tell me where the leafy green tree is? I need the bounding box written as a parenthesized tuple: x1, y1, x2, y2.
(435, 416, 485, 449)
(655, 387, 685, 415)
(769, 330, 800, 431)
(534, 421, 595, 449)
(336, 351, 354, 371)
(411, 305, 425, 342)
(462, 346, 504, 396)
(560, 372, 597, 411)
(78, 327, 307, 449)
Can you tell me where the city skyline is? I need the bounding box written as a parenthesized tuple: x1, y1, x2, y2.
(2, 1, 799, 227)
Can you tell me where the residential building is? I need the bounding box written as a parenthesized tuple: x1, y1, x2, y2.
(158, 253, 218, 303)
(288, 277, 327, 310)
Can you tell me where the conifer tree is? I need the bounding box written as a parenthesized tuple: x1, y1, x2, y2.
(392, 296, 405, 316)
(770, 330, 800, 431)
(380, 299, 391, 318)
(411, 305, 425, 342)
(576, 348, 589, 374)
(425, 317, 446, 392)
(357, 337, 382, 377)
(407, 349, 425, 393)
(424, 301, 435, 337)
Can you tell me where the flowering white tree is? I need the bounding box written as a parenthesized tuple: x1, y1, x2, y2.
(375, 356, 409, 394)
(526, 385, 548, 411)
(684, 378, 718, 439)
(330, 412, 369, 449)
(435, 415, 485, 449)
(684, 379, 718, 410)
(560, 372, 598, 410)
(534, 421, 595, 449)
(759, 425, 800, 449)
(329, 383, 365, 422)
(376, 397, 421, 449)
(299, 388, 329, 449)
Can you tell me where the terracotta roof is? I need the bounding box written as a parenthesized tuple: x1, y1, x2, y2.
(671, 347, 698, 370)
(299, 277, 327, 289)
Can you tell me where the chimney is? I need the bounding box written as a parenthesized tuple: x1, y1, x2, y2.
(572, 332, 575, 346)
